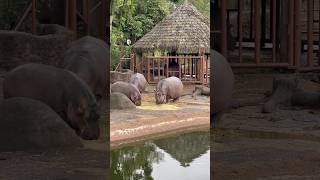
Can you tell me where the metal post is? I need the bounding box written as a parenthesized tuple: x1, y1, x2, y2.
(272, 0, 277, 62)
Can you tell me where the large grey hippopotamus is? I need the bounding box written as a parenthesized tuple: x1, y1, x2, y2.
(111, 81, 141, 106)
(211, 49, 234, 128)
(129, 73, 147, 93)
(155, 76, 183, 104)
(62, 36, 108, 105)
(2, 63, 100, 140)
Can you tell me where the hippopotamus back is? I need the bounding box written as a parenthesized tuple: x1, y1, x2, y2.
(63, 36, 108, 102)
(155, 76, 183, 104)
(3, 63, 100, 140)
(211, 49, 234, 127)
(129, 73, 147, 93)
(111, 81, 141, 106)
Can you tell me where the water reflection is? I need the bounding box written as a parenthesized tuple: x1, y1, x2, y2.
(111, 131, 210, 180)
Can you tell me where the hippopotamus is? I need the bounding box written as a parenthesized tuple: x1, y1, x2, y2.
(62, 36, 108, 106)
(211, 49, 234, 128)
(129, 73, 147, 93)
(155, 76, 183, 104)
(2, 63, 100, 140)
(111, 81, 141, 106)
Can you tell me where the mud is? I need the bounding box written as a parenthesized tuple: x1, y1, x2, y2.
(212, 73, 320, 180)
(110, 85, 210, 146)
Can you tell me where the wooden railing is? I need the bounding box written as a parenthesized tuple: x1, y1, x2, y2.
(138, 56, 209, 85)
(213, 0, 320, 72)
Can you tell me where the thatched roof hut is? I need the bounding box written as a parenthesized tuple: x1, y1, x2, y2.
(133, 2, 210, 54)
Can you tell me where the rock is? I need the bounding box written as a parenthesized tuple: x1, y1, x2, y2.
(110, 92, 136, 110)
(110, 69, 134, 84)
(0, 97, 82, 151)
(262, 77, 298, 113)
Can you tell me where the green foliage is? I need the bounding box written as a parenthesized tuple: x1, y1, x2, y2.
(110, 0, 209, 70)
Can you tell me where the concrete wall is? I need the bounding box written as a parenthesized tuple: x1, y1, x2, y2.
(0, 24, 75, 71)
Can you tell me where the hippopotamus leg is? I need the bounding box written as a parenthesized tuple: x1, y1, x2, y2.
(172, 97, 180, 102)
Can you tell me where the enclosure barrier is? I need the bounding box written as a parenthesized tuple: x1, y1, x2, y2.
(13, 0, 108, 42)
(213, 0, 320, 71)
(130, 55, 209, 85)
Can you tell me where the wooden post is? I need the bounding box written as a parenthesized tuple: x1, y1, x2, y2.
(100, 0, 107, 42)
(307, 0, 314, 67)
(272, 0, 276, 62)
(221, 0, 227, 56)
(288, 0, 294, 66)
(239, 0, 244, 63)
(31, 0, 36, 34)
(179, 56, 182, 79)
(147, 58, 150, 82)
(294, 0, 301, 69)
(65, 0, 69, 27)
(166, 57, 169, 77)
(254, 0, 261, 64)
(69, 0, 77, 33)
(158, 58, 160, 81)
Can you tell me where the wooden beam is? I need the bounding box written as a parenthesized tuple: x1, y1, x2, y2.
(15, 3, 32, 31)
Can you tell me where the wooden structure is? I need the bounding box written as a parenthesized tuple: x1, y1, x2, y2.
(131, 2, 210, 85)
(12, 0, 109, 42)
(212, 0, 320, 72)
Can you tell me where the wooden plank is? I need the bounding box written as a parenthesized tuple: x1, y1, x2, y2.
(189, 57, 192, 81)
(255, 0, 261, 64)
(307, 0, 314, 67)
(239, 0, 244, 63)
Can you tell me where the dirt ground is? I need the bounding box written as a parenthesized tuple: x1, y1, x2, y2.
(110, 85, 210, 146)
(212, 73, 320, 180)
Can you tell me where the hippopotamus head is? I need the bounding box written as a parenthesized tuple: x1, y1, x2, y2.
(130, 90, 141, 106)
(66, 96, 100, 140)
(155, 89, 166, 104)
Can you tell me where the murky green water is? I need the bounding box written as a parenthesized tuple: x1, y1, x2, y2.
(111, 131, 210, 180)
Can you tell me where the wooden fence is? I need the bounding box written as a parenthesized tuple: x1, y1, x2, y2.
(213, 0, 320, 71)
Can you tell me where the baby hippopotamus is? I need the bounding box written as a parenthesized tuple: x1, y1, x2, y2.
(155, 76, 183, 104)
(129, 73, 147, 93)
(111, 81, 141, 106)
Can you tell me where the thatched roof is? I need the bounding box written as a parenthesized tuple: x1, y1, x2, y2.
(133, 2, 210, 54)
